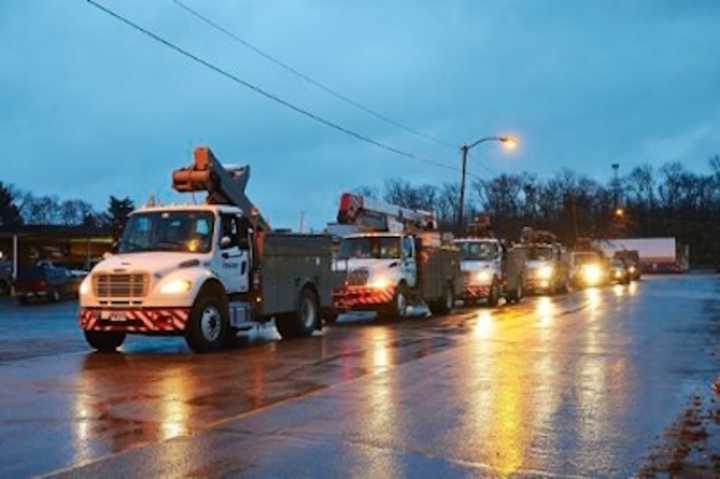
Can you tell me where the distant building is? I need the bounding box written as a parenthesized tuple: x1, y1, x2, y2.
(0, 224, 112, 278)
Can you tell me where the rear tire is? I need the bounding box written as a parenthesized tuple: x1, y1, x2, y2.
(84, 330, 126, 352)
(508, 282, 523, 304)
(185, 292, 229, 353)
(487, 282, 500, 307)
(433, 282, 455, 315)
(276, 288, 319, 338)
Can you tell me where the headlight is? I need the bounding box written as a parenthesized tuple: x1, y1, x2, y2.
(159, 279, 192, 295)
(628, 266, 636, 273)
(582, 264, 602, 284)
(369, 277, 391, 290)
(79, 278, 91, 296)
(474, 270, 493, 284)
(536, 265, 554, 279)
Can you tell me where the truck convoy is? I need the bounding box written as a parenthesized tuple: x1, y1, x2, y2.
(454, 221, 525, 306)
(78, 147, 341, 352)
(514, 227, 569, 295)
(330, 193, 462, 319)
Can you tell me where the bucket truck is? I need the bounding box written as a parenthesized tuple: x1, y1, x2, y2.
(330, 193, 462, 319)
(78, 146, 341, 353)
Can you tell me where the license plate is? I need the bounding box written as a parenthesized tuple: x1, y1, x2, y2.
(100, 311, 127, 322)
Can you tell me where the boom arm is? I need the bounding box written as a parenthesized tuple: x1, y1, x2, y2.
(172, 146, 271, 231)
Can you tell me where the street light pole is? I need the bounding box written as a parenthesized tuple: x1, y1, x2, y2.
(456, 136, 516, 232)
(457, 144, 469, 231)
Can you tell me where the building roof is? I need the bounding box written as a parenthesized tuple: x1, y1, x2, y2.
(0, 224, 111, 239)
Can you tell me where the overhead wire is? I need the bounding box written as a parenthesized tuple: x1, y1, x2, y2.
(85, 0, 491, 182)
(171, 0, 456, 150)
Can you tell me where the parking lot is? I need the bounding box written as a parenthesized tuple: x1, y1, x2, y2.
(1, 275, 719, 477)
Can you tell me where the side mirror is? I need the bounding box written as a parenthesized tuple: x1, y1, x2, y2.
(221, 236, 233, 248)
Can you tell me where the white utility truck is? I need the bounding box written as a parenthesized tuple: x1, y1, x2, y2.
(515, 227, 570, 295)
(330, 193, 462, 319)
(79, 147, 341, 352)
(454, 233, 525, 307)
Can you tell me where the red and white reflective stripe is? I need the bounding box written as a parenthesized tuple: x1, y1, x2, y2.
(332, 286, 395, 309)
(79, 308, 190, 332)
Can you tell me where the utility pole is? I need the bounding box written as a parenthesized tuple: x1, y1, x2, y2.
(612, 163, 620, 209)
(299, 211, 305, 233)
(457, 145, 469, 232)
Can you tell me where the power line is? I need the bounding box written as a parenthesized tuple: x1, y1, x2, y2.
(85, 0, 486, 180)
(171, 0, 455, 149)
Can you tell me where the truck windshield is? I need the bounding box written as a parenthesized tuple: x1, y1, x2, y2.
(338, 237, 401, 259)
(458, 241, 499, 261)
(118, 211, 214, 254)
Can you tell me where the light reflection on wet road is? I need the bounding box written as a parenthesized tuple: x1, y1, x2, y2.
(0, 275, 719, 477)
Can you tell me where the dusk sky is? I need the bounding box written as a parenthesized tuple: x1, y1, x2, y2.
(2, 1, 719, 229)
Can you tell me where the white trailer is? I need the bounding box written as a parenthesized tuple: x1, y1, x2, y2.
(593, 237, 688, 273)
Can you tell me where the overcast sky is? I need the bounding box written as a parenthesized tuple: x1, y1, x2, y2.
(2, 1, 719, 229)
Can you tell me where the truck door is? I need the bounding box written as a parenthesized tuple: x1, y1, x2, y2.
(217, 214, 250, 294)
(401, 235, 418, 288)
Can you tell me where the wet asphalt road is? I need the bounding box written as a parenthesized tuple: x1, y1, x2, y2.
(0, 275, 719, 478)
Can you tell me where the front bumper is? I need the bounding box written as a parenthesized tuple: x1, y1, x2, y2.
(333, 286, 394, 310)
(462, 283, 491, 299)
(79, 307, 190, 333)
(525, 277, 553, 292)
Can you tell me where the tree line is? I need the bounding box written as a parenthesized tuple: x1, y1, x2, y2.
(356, 156, 720, 266)
(0, 183, 135, 239)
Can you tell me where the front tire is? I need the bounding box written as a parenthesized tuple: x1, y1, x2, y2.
(276, 288, 319, 338)
(84, 330, 126, 352)
(185, 293, 229, 353)
(378, 284, 409, 321)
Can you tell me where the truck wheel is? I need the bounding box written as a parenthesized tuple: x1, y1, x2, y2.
(434, 282, 455, 315)
(508, 283, 523, 304)
(487, 282, 500, 307)
(379, 284, 409, 321)
(185, 293, 229, 353)
(276, 288, 319, 338)
(84, 330, 126, 352)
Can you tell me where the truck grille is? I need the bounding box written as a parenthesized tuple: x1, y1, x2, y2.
(93, 273, 148, 298)
(346, 269, 369, 286)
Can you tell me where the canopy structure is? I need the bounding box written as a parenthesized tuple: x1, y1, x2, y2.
(0, 224, 112, 278)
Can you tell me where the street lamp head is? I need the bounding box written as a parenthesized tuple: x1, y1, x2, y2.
(500, 136, 518, 150)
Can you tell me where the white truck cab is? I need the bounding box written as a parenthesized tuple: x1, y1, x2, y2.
(79, 147, 340, 353)
(335, 232, 417, 290)
(454, 237, 525, 306)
